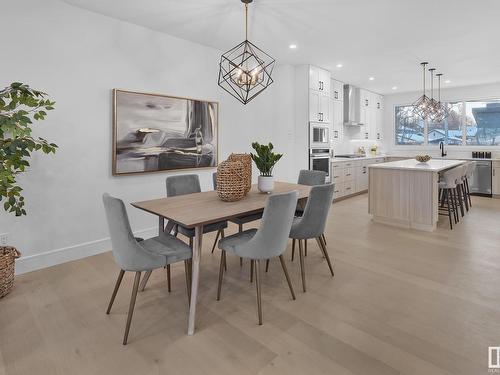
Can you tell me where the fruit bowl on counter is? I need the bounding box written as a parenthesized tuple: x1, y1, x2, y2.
(415, 155, 432, 163)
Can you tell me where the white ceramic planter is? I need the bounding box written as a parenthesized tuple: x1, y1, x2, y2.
(258, 175, 274, 193)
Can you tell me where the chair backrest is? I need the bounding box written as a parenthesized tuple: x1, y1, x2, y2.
(102, 193, 163, 271)
(298, 170, 327, 186)
(166, 174, 201, 197)
(212, 172, 217, 190)
(441, 168, 459, 188)
(292, 183, 334, 239)
(240, 191, 298, 260)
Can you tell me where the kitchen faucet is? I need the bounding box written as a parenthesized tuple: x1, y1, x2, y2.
(439, 141, 447, 157)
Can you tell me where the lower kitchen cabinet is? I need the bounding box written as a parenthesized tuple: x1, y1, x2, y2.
(493, 161, 500, 197)
(332, 157, 385, 200)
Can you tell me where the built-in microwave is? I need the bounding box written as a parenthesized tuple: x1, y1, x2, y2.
(309, 123, 331, 149)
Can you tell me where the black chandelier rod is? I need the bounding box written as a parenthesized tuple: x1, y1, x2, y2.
(420, 62, 428, 96)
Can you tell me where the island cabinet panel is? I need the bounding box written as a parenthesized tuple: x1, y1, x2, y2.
(368, 169, 410, 221)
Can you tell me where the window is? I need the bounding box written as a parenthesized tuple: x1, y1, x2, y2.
(395, 105, 424, 145)
(394, 99, 500, 146)
(465, 100, 500, 146)
(428, 102, 463, 145)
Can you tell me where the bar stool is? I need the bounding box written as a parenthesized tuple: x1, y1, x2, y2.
(438, 167, 461, 229)
(464, 162, 475, 209)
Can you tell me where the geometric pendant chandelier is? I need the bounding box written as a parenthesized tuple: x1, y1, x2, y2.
(412, 62, 433, 120)
(218, 0, 275, 105)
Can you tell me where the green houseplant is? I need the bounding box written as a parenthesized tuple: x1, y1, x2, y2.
(250, 142, 282, 193)
(0, 82, 57, 298)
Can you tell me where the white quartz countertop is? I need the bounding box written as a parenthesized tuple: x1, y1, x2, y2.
(332, 155, 386, 162)
(368, 159, 466, 172)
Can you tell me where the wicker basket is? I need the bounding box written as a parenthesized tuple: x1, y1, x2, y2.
(0, 246, 21, 298)
(216, 160, 247, 202)
(228, 153, 252, 193)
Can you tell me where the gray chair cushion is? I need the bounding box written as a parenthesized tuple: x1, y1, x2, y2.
(141, 233, 192, 264)
(290, 184, 334, 240)
(218, 191, 298, 260)
(177, 220, 228, 238)
(229, 212, 263, 226)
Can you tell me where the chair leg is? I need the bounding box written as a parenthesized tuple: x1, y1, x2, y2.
(189, 237, 193, 248)
(250, 259, 254, 283)
(210, 229, 221, 254)
(298, 240, 306, 292)
(304, 239, 308, 257)
(279, 255, 296, 300)
(319, 236, 334, 277)
(457, 185, 465, 217)
(166, 264, 171, 292)
(139, 270, 152, 292)
(254, 260, 263, 325)
(322, 233, 327, 245)
(216, 251, 226, 301)
(123, 271, 141, 345)
(238, 223, 243, 233)
(184, 260, 191, 303)
(446, 189, 453, 229)
(466, 179, 472, 207)
(107, 269, 125, 314)
(221, 230, 227, 272)
(291, 239, 296, 261)
(240, 257, 243, 267)
(265, 259, 270, 272)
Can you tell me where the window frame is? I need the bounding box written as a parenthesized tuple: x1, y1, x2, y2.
(392, 95, 500, 150)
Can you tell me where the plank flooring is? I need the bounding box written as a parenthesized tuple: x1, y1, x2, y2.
(1, 194, 499, 374)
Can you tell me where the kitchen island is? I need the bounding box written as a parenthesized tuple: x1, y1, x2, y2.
(368, 159, 466, 231)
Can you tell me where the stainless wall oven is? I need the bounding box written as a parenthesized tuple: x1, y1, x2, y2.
(309, 148, 332, 182)
(309, 123, 331, 149)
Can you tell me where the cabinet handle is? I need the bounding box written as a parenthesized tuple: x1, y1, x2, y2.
(365, 99, 369, 106)
(334, 130, 338, 138)
(319, 81, 323, 91)
(365, 133, 369, 139)
(377, 102, 380, 109)
(377, 133, 380, 140)
(346, 187, 351, 191)
(334, 91, 338, 99)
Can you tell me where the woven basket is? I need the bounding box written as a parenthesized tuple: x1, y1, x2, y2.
(0, 246, 21, 298)
(228, 153, 252, 193)
(216, 160, 246, 202)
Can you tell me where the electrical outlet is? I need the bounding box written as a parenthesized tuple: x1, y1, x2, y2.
(0, 233, 8, 245)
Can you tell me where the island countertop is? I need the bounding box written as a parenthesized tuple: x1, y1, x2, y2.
(368, 159, 466, 172)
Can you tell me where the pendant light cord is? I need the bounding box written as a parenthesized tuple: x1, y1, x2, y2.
(421, 63, 427, 96)
(429, 69, 435, 100)
(245, 3, 248, 40)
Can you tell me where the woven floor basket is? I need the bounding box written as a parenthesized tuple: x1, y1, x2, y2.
(216, 160, 247, 202)
(228, 153, 252, 194)
(0, 246, 21, 298)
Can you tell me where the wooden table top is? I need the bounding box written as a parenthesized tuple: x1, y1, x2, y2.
(132, 181, 311, 228)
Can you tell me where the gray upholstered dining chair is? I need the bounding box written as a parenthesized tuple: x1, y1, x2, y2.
(291, 169, 328, 262)
(289, 183, 335, 292)
(216, 191, 298, 325)
(102, 193, 192, 345)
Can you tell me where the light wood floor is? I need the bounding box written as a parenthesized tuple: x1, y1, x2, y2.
(1, 194, 500, 375)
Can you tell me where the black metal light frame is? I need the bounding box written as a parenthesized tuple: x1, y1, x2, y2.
(217, 0, 275, 105)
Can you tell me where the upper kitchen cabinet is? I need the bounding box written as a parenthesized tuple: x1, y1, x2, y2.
(309, 65, 331, 93)
(309, 90, 330, 123)
(331, 79, 343, 101)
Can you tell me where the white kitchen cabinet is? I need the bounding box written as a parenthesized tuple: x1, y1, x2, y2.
(493, 162, 500, 196)
(331, 79, 343, 101)
(309, 91, 330, 123)
(356, 165, 369, 192)
(331, 100, 343, 141)
(309, 65, 331, 93)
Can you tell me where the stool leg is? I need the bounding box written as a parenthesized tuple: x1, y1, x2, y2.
(446, 189, 453, 230)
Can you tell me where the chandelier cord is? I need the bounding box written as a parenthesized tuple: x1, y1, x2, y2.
(245, 3, 248, 40)
(429, 69, 434, 100)
(422, 63, 426, 96)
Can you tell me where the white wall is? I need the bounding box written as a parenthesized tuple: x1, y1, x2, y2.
(382, 82, 500, 158)
(0, 0, 296, 273)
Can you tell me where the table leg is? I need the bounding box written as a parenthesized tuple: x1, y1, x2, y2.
(159, 217, 165, 234)
(188, 225, 203, 335)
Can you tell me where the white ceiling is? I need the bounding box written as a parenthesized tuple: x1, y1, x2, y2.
(63, 0, 500, 94)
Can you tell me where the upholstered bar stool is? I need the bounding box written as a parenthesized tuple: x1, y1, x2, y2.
(438, 168, 461, 229)
(216, 191, 298, 325)
(102, 193, 192, 345)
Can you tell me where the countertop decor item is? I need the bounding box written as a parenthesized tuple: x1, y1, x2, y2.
(216, 159, 246, 201)
(218, 0, 275, 105)
(113, 89, 218, 175)
(415, 154, 432, 163)
(0, 246, 21, 298)
(228, 153, 252, 193)
(250, 142, 282, 193)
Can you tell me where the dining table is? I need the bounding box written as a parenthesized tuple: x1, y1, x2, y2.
(131, 181, 312, 335)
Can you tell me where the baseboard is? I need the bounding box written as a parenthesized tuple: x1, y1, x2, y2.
(15, 227, 158, 275)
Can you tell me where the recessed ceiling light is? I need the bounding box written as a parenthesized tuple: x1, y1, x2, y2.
(444, 80, 451, 84)
(369, 77, 375, 81)
(392, 86, 398, 90)
(336, 63, 343, 68)
(289, 44, 297, 49)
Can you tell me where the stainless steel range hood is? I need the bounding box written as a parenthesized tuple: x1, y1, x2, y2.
(343, 84, 363, 126)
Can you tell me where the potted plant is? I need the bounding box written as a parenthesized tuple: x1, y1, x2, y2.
(0, 82, 58, 297)
(250, 142, 282, 193)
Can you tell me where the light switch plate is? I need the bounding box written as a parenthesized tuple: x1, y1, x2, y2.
(0, 233, 8, 245)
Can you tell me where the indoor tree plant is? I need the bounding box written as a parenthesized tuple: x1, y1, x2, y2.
(0, 82, 57, 297)
(250, 142, 282, 193)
